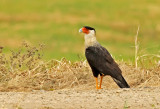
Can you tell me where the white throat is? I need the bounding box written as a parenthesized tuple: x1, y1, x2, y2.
(84, 31, 98, 48)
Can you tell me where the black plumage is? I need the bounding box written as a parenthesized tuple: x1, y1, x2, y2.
(84, 26, 96, 31)
(85, 46, 130, 88)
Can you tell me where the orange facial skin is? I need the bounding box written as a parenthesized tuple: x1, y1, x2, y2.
(82, 27, 89, 34)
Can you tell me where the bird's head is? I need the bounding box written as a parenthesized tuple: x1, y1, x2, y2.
(79, 26, 98, 48)
(79, 26, 96, 36)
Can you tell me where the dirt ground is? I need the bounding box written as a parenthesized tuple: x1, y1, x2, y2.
(0, 87, 160, 109)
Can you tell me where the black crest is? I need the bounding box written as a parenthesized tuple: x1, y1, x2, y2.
(84, 26, 96, 32)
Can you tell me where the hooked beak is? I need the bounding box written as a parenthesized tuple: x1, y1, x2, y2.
(79, 28, 83, 33)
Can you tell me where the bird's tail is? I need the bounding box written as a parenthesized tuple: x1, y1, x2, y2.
(112, 75, 130, 88)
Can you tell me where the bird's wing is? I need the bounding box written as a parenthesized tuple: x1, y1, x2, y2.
(85, 46, 121, 76)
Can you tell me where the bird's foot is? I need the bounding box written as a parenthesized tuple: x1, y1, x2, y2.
(96, 87, 102, 90)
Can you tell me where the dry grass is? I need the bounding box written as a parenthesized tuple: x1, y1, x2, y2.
(0, 42, 160, 92)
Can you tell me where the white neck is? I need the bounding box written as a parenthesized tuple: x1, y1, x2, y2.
(84, 31, 99, 48)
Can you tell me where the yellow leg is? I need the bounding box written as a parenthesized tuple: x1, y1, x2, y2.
(95, 77, 99, 89)
(99, 76, 103, 89)
(95, 77, 103, 89)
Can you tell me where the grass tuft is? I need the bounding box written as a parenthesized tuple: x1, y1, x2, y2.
(0, 43, 160, 91)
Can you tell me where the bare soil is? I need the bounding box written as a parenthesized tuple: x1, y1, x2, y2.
(0, 87, 160, 109)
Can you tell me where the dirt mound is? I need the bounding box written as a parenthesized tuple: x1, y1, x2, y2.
(0, 58, 160, 91)
(0, 43, 160, 91)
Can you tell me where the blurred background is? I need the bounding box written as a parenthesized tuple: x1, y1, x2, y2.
(0, 0, 160, 63)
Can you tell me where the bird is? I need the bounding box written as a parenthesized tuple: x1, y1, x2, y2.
(79, 26, 130, 89)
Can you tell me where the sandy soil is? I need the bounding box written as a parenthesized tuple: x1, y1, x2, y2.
(0, 88, 160, 109)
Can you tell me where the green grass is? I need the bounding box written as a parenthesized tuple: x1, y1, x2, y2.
(0, 0, 160, 62)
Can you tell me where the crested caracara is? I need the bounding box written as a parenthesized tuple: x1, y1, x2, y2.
(79, 26, 130, 89)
